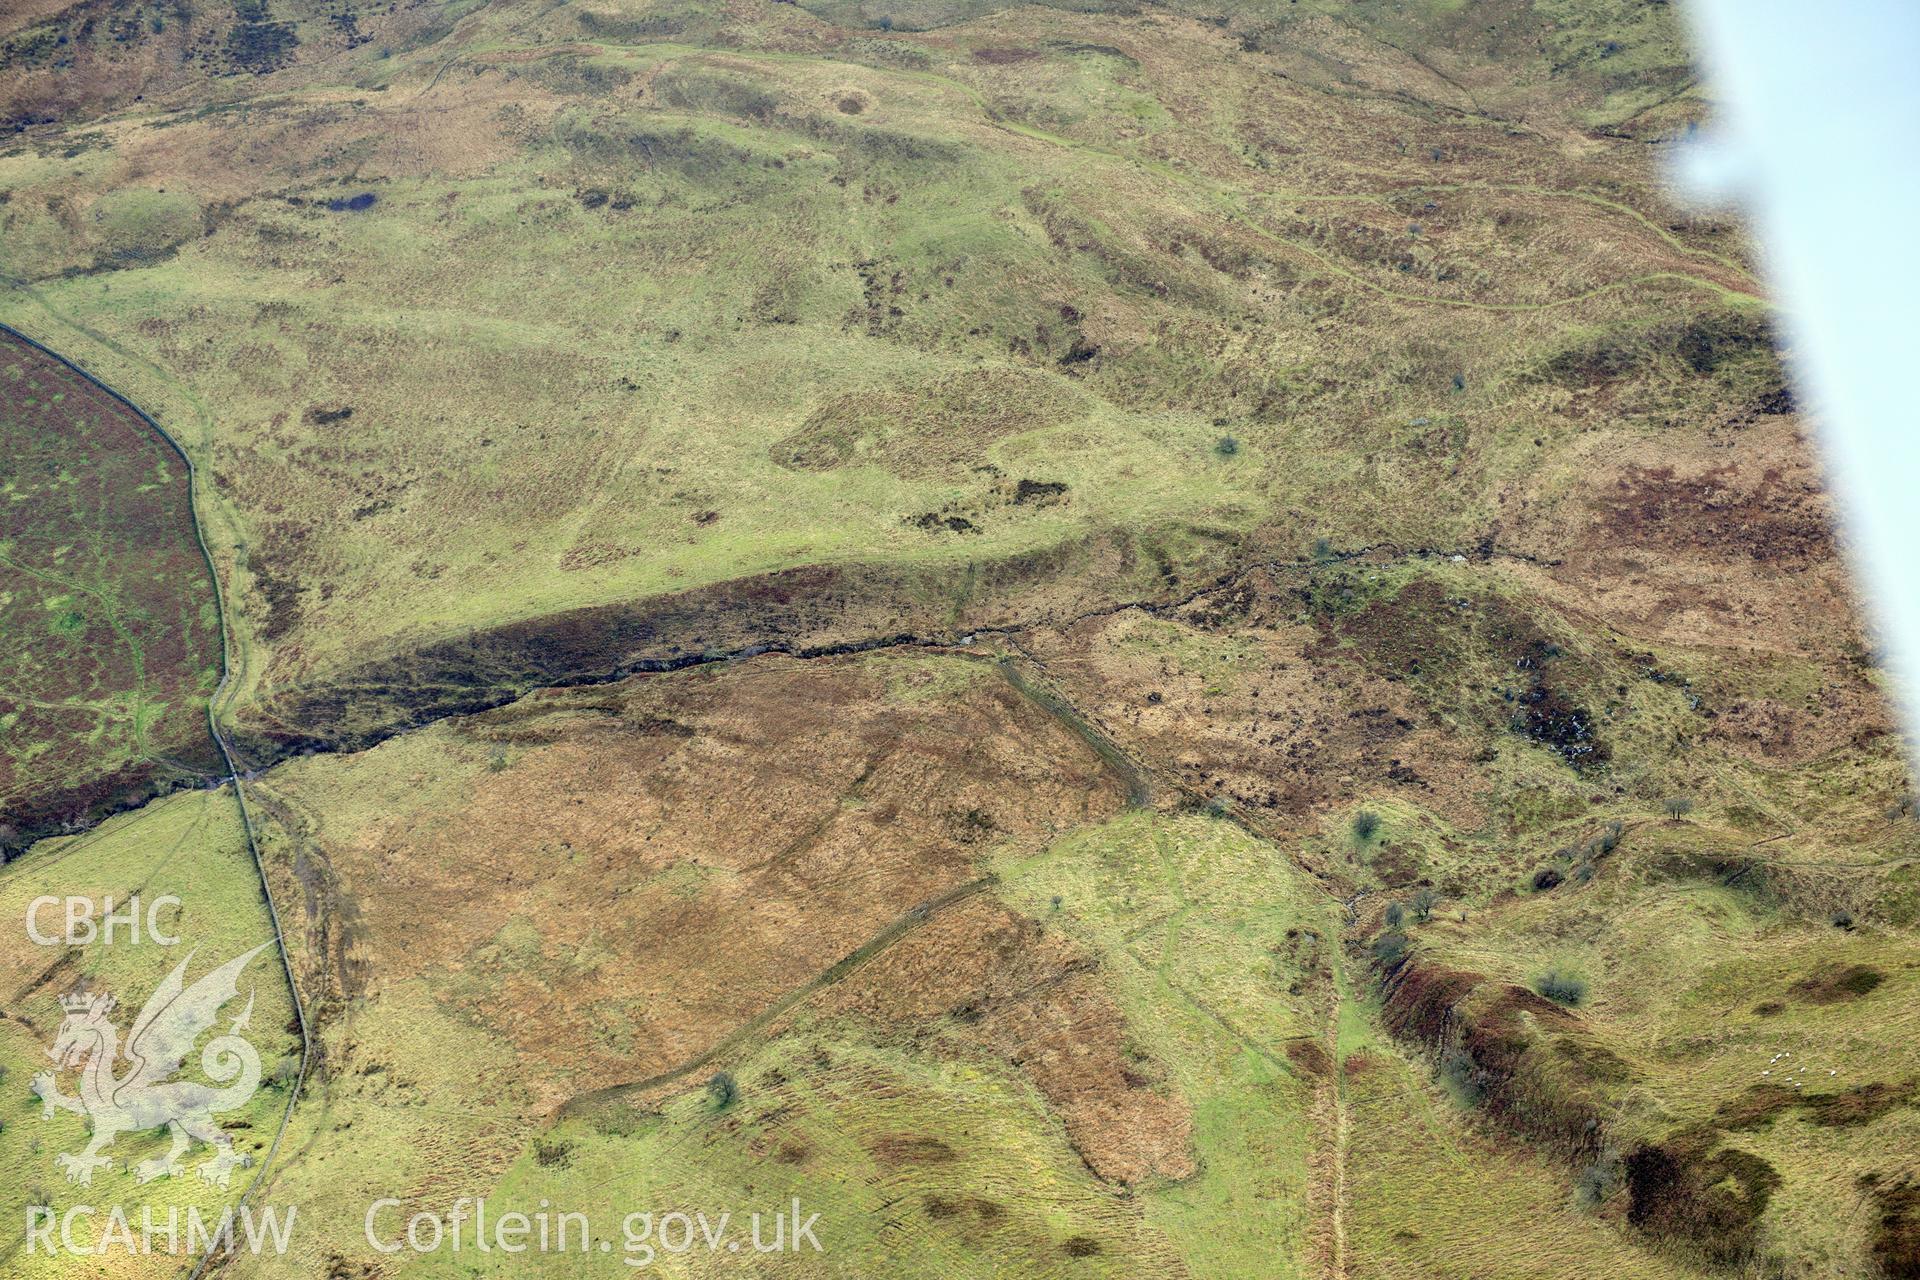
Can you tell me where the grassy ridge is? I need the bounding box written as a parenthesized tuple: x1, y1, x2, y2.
(995, 812, 1331, 1277)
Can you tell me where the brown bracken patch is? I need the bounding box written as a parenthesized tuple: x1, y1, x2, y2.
(1803, 1080, 1916, 1128)
(1792, 963, 1885, 1004)
(1286, 1039, 1332, 1077)
(872, 1134, 957, 1165)
(827, 895, 1196, 1186)
(1598, 464, 1833, 565)
(1715, 1083, 1799, 1130)
(1382, 964, 1622, 1166)
(1865, 1175, 1920, 1280)
(1625, 1130, 1781, 1264)
(263, 652, 1131, 1123)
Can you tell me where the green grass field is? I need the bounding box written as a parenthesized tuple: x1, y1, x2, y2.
(0, 789, 299, 1277)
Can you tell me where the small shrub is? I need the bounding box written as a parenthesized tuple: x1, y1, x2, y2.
(954, 807, 995, 839)
(1663, 796, 1695, 820)
(1215, 435, 1239, 457)
(1371, 931, 1410, 969)
(1575, 1150, 1623, 1209)
(1409, 887, 1441, 922)
(1352, 811, 1381, 843)
(1311, 536, 1336, 563)
(1439, 1045, 1484, 1105)
(1831, 910, 1855, 931)
(1535, 971, 1587, 1006)
(1531, 866, 1563, 891)
(706, 1071, 738, 1109)
(1384, 902, 1405, 929)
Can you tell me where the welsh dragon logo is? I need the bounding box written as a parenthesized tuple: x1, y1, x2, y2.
(32, 943, 270, 1189)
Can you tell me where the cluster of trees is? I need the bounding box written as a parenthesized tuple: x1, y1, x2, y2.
(1372, 886, 1443, 971)
(1534, 971, 1588, 1006)
(1382, 886, 1441, 929)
